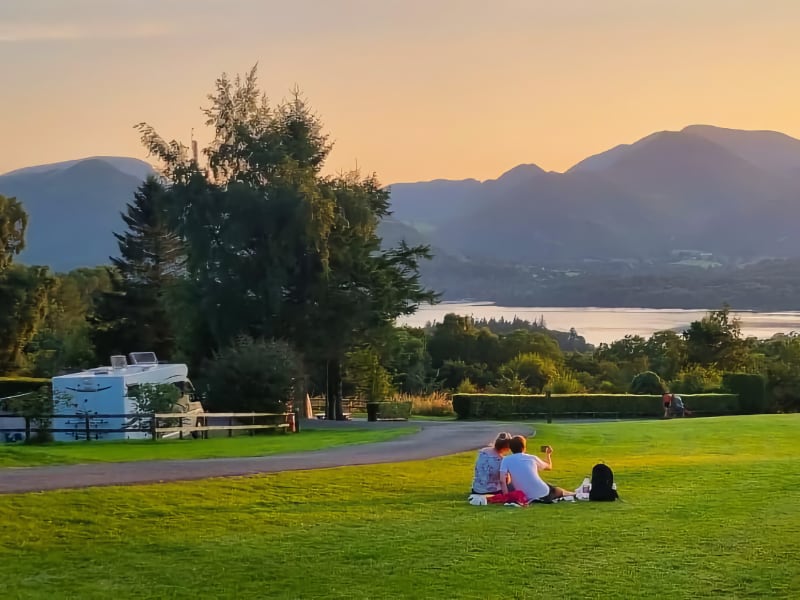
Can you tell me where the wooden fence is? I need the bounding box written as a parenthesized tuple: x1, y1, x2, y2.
(308, 396, 366, 417)
(0, 411, 296, 443)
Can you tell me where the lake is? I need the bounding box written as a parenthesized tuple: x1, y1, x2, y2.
(398, 302, 800, 345)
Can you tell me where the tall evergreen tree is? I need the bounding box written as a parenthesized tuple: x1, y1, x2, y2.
(90, 177, 184, 362)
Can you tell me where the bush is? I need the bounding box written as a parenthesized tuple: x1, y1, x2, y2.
(722, 373, 768, 414)
(201, 337, 302, 413)
(399, 392, 454, 417)
(499, 353, 559, 393)
(0, 377, 51, 400)
(671, 365, 723, 394)
(128, 383, 181, 414)
(547, 372, 586, 394)
(456, 378, 478, 393)
(630, 371, 667, 395)
(451, 393, 741, 420)
(373, 401, 413, 419)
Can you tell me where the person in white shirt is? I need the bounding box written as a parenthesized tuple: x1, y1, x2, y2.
(499, 435, 576, 504)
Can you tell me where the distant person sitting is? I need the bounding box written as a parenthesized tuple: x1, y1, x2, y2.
(499, 436, 575, 504)
(670, 394, 685, 417)
(662, 391, 672, 418)
(471, 432, 512, 495)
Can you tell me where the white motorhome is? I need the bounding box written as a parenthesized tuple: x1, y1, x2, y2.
(51, 352, 197, 441)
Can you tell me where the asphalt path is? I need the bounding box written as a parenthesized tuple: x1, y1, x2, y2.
(0, 420, 534, 494)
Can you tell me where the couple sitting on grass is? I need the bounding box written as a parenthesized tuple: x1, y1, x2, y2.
(471, 432, 576, 505)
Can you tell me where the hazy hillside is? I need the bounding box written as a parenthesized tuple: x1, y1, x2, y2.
(0, 158, 147, 270)
(5, 125, 800, 279)
(391, 125, 800, 262)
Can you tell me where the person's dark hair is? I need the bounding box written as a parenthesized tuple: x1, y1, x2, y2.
(494, 432, 512, 451)
(509, 435, 526, 454)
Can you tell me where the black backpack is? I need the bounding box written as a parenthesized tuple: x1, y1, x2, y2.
(589, 462, 619, 501)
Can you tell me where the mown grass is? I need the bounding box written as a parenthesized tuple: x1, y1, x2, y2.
(0, 427, 417, 468)
(1, 416, 799, 599)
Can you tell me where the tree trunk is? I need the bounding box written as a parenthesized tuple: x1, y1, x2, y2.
(325, 358, 345, 421)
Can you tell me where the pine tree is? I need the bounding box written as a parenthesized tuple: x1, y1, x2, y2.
(90, 177, 184, 362)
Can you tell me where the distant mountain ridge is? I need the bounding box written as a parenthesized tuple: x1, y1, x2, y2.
(4, 125, 800, 273)
(0, 157, 152, 270)
(388, 124, 800, 262)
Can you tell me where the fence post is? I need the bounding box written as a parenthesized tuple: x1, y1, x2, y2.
(546, 390, 552, 424)
(150, 413, 157, 441)
(84, 414, 91, 441)
(228, 416, 233, 437)
(24, 416, 31, 442)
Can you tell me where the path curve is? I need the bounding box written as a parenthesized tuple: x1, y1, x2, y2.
(0, 421, 534, 494)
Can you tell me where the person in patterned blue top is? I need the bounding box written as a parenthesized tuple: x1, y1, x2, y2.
(471, 432, 512, 495)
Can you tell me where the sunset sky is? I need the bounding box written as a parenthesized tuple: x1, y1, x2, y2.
(2, 0, 800, 183)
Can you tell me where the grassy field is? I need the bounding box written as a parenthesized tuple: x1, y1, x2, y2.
(1, 415, 798, 598)
(0, 427, 418, 468)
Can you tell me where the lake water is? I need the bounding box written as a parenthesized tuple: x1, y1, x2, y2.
(398, 302, 800, 345)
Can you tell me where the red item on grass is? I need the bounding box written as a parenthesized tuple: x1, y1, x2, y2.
(487, 490, 528, 505)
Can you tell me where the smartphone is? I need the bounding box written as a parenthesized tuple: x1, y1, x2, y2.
(540, 445, 549, 452)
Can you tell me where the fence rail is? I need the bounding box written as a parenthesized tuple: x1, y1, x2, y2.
(0, 411, 296, 443)
(308, 396, 367, 415)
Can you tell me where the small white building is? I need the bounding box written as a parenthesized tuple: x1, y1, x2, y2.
(52, 352, 193, 441)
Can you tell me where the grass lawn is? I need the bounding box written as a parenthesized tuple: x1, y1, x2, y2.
(0, 427, 418, 468)
(1, 415, 799, 598)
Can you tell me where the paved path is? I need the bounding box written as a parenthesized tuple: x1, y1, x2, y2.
(0, 420, 534, 494)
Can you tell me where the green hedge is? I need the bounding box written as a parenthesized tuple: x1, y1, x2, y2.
(0, 377, 51, 400)
(722, 373, 768, 414)
(374, 401, 412, 420)
(451, 393, 743, 420)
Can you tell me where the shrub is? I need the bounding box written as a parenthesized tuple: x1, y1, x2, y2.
(722, 373, 768, 414)
(451, 393, 741, 420)
(128, 383, 181, 414)
(630, 371, 667, 395)
(398, 392, 454, 417)
(547, 371, 586, 394)
(671, 365, 723, 394)
(4, 386, 72, 443)
(345, 347, 393, 402)
(499, 353, 559, 393)
(201, 337, 302, 413)
(456, 378, 478, 393)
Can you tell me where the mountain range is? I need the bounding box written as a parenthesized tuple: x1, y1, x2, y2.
(389, 124, 800, 262)
(3, 125, 800, 275)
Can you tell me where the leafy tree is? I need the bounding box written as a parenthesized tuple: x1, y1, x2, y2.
(26, 267, 113, 376)
(683, 306, 749, 370)
(0, 195, 27, 272)
(428, 314, 480, 368)
(0, 265, 55, 374)
(91, 178, 184, 362)
(345, 347, 393, 402)
(4, 386, 73, 443)
(497, 329, 563, 367)
(137, 66, 435, 419)
(670, 364, 723, 394)
(499, 353, 559, 393)
(645, 330, 687, 381)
